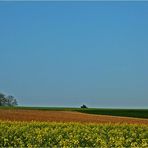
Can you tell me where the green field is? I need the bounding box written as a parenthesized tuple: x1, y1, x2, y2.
(0, 121, 148, 147)
(1, 106, 148, 119)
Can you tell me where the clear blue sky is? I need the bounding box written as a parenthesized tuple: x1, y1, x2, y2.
(0, 2, 148, 108)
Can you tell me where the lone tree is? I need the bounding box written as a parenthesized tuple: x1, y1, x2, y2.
(0, 93, 18, 106)
(81, 104, 88, 108)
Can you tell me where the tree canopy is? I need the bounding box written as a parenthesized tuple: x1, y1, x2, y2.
(81, 104, 88, 108)
(0, 93, 18, 106)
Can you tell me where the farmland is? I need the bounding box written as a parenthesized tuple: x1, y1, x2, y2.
(0, 108, 148, 124)
(1, 106, 148, 119)
(0, 107, 148, 147)
(0, 121, 148, 147)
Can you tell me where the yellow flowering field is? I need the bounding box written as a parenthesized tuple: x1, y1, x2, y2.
(0, 121, 148, 147)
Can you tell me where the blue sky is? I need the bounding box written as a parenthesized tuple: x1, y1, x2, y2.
(0, 2, 148, 108)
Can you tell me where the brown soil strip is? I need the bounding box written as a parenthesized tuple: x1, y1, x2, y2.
(0, 109, 148, 124)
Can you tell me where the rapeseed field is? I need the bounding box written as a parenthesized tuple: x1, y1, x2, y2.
(0, 121, 148, 147)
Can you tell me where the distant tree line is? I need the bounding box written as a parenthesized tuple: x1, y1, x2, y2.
(0, 93, 18, 106)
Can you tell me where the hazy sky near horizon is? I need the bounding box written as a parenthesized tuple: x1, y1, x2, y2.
(0, 2, 148, 108)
